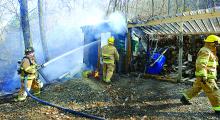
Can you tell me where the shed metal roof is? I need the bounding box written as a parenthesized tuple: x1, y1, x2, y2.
(128, 7, 220, 35)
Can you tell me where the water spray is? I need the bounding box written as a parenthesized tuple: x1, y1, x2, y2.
(42, 40, 100, 67)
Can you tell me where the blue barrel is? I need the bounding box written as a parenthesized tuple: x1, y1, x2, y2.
(147, 53, 166, 74)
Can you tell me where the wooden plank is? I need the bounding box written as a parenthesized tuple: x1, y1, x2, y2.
(128, 10, 220, 28)
(150, 31, 220, 35)
(143, 74, 177, 83)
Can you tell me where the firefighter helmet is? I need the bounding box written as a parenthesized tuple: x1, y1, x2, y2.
(204, 35, 220, 44)
(25, 47, 34, 54)
(108, 37, 115, 44)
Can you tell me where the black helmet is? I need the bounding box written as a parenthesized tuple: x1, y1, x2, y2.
(25, 47, 34, 54)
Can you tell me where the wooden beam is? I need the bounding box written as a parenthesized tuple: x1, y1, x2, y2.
(153, 31, 220, 35)
(128, 10, 220, 28)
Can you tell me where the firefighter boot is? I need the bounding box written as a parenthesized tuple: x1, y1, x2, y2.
(33, 91, 41, 96)
(14, 95, 26, 102)
(215, 111, 220, 115)
(180, 96, 192, 105)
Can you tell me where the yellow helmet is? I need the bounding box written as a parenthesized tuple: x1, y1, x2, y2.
(204, 35, 220, 43)
(108, 37, 115, 44)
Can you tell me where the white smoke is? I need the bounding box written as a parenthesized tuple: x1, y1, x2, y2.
(0, 0, 127, 94)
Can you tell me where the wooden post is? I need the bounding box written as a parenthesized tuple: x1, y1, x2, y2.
(19, 0, 32, 49)
(177, 22, 183, 82)
(125, 28, 131, 73)
(38, 0, 49, 62)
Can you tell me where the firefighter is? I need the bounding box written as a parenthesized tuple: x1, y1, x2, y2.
(14, 47, 42, 101)
(101, 36, 119, 83)
(180, 35, 220, 114)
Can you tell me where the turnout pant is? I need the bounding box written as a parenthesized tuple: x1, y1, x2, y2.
(183, 77, 220, 111)
(18, 78, 41, 99)
(102, 63, 115, 82)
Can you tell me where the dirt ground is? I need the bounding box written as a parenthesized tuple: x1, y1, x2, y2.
(0, 74, 220, 120)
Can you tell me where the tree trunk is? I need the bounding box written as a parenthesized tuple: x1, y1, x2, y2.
(113, 0, 117, 12)
(19, 0, 32, 49)
(152, 0, 154, 16)
(168, 0, 170, 15)
(38, 0, 49, 62)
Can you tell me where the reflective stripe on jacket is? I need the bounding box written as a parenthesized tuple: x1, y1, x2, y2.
(101, 44, 119, 64)
(195, 47, 218, 79)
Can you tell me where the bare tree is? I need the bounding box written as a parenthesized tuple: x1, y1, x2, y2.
(152, 0, 154, 16)
(113, 0, 118, 12)
(106, 0, 113, 16)
(38, 0, 49, 62)
(19, 0, 32, 49)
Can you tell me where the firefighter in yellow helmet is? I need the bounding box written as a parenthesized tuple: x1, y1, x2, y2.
(101, 36, 119, 83)
(14, 47, 42, 101)
(181, 35, 220, 114)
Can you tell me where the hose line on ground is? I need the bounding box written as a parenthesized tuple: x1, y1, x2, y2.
(24, 77, 105, 120)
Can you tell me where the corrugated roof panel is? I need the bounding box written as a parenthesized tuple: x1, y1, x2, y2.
(196, 20, 206, 32)
(128, 7, 220, 35)
(206, 19, 215, 32)
(207, 18, 215, 31)
(194, 20, 204, 32)
(141, 28, 151, 34)
(160, 24, 173, 34)
(209, 18, 219, 31)
(147, 26, 158, 33)
(153, 25, 169, 34)
(143, 26, 154, 33)
(165, 23, 176, 33)
(155, 25, 167, 34)
(183, 22, 194, 33)
(189, 21, 199, 32)
(170, 23, 180, 33)
(216, 18, 220, 31)
(201, 19, 211, 32)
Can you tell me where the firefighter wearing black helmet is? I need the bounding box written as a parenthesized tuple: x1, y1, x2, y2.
(15, 47, 42, 101)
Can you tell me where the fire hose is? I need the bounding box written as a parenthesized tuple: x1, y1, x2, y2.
(23, 76, 105, 120)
